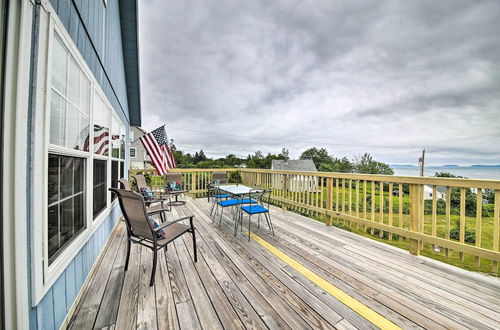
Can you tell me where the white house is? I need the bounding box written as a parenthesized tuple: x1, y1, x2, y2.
(271, 159, 320, 193)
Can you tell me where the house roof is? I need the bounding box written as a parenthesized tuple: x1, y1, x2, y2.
(119, 0, 142, 126)
(271, 159, 317, 172)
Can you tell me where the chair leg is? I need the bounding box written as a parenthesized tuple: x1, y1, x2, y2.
(219, 207, 224, 227)
(150, 248, 158, 286)
(192, 230, 197, 262)
(124, 239, 131, 271)
(265, 212, 275, 235)
(248, 215, 251, 242)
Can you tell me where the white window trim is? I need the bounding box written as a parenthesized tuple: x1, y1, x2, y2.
(31, 7, 127, 306)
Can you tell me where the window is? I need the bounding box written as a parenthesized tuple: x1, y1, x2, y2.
(93, 159, 107, 217)
(111, 116, 120, 158)
(130, 147, 136, 158)
(50, 35, 91, 150)
(48, 155, 86, 264)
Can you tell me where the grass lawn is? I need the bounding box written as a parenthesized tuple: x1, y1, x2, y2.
(270, 184, 499, 277)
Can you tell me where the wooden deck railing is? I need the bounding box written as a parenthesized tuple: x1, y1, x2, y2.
(129, 168, 500, 272)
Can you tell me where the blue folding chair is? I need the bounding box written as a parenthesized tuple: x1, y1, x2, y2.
(216, 197, 257, 228)
(208, 184, 231, 216)
(238, 189, 274, 241)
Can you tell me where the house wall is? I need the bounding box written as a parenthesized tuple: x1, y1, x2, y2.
(27, 1, 133, 329)
(130, 126, 150, 169)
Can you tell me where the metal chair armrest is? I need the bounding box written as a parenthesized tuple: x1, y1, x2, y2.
(154, 215, 194, 231)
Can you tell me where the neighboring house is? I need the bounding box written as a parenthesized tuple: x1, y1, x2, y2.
(129, 126, 152, 169)
(271, 159, 319, 192)
(1, 1, 141, 329)
(423, 185, 447, 200)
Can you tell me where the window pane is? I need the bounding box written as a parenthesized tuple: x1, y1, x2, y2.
(93, 159, 107, 217)
(50, 92, 65, 146)
(120, 161, 124, 179)
(65, 103, 80, 150)
(111, 160, 119, 201)
(80, 74, 90, 116)
(74, 194, 85, 233)
(94, 94, 110, 156)
(111, 117, 120, 158)
(68, 57, 80, 105)
(51, 36, 67, 95)
(74, 157, 85, 193)
(60, 157, 74, 199)
(120, 127, 125, 160)
(48, 205, 59, 259)
(60, 198, 73, 246)
(47, 154, 86, 264)
(79, 113, 90, 152)
(48, 155, 59, 205)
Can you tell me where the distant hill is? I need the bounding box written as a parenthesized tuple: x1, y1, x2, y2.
(390, 165, 417, 168)
(442, 165, 459, 168)
(470, 165, 500, 168)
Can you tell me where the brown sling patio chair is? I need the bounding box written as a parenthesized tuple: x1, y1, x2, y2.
(118, 178, 171, 222)
(165, 173, 189, 206)
(110, 188, 197, 286)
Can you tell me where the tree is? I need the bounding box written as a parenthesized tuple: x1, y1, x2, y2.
(299, 147, 334, 169)
(193, 149, 207, 164)
(434, 172, 476, 216)
(279, 147, 290, 160)
(354, 153, 394, 175)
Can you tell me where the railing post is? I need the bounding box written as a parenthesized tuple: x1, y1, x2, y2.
(326, 177, 333, 226)
(409, 183, 423, 255)
(283, 174, 289, 210)
(191, 172, 196, 197)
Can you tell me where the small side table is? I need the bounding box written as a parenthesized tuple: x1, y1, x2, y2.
(166, 189, 189, 206)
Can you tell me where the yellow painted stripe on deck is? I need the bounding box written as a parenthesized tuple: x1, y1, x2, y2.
(250, 232, 401, 330)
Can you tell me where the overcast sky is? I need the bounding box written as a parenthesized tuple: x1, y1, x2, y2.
(137, 0, 500, 165)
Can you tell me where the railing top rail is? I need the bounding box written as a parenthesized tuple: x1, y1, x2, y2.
(239, 168, 500, 189)
(129, 167, 500, 189)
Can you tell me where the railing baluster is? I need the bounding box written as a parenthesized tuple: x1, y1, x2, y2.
(379, 181, 384, 237)
(371, 181, 375, 235)
(363, 180, 367, 231)
(476, 189, 482, 266)
(432, 185, 437, 252)
(493, 190, 499, 272)
(389, 183, 393, 240)
(460, 187, 466, 262)
(326, 177, 333, 226)
(445, 186, 451, 258)
(356, 179, 360, 230)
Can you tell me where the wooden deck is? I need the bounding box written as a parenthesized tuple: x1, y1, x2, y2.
(68, 198, 500, 330)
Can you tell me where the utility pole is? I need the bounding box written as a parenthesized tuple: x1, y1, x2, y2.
(418, 149, 425, 176)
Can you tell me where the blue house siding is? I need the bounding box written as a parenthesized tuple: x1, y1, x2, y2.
(27, 1, 139, 329)
(33, 204, 123, 330)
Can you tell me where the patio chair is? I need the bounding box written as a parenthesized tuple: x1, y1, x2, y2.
(238, 189, 274, 241)
(165, 173, 189, 206)
(132, 174, 167, 201)
(207, 171, 229, 202)
(214, 194, 257, 229)
(118, 178, 171, 222)
(109, 188, 197, 286)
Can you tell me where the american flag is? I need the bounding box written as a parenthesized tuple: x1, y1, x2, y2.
(140, 125, 176, 175)
(93, 125, 110, 155)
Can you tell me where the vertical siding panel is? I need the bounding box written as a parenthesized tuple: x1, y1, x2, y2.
(75, 248, 85, 290)
(29, 307, 38, 330)
(57, 0, 70, 29)
(65, 259, 77, 311)
(68, 5, 79, 42)
(37, 289, 55, 330)
(53, 272, 67, 327)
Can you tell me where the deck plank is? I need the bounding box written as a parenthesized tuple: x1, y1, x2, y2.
(67, 198, 500, 330)
(115, 243, 141, 330)
(69, 224, 125, 329)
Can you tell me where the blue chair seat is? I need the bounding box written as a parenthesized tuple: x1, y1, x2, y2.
(218, 199, 257, 207)
(213, 194, 231, 199)
(241, 205, 268, 214)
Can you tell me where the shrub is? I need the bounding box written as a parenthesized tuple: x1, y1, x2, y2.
(449, 220, 475, 244)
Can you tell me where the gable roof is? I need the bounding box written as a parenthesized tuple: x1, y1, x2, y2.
(271, 159, 317, 172)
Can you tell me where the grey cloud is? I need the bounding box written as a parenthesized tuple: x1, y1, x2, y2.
(138, 0, 500, 165)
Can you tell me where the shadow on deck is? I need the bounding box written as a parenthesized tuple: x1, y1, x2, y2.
(68, 198, 500, 330)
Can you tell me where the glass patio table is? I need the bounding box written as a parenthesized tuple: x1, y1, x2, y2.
(217, 184, 261, 196)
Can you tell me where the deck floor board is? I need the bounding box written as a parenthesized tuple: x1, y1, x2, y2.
(68, 198, 500, 330)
